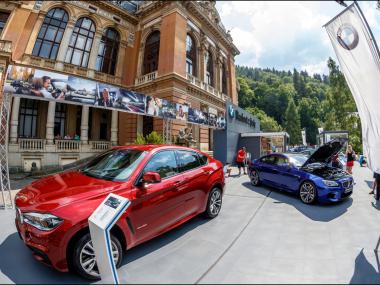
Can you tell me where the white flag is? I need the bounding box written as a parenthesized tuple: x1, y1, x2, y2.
(325, 3, 380, 173)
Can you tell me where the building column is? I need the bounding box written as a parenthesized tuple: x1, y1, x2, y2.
(87, 31, 102, 71)
(9, 97, 20, 143)
(80, 106, 89, 144)
(56, 19, 76, 67)
(115, 41, 127, 78)
(46, 101, 56, 144)
(24, 12, 46, 55)
(111, 110, 118, 146)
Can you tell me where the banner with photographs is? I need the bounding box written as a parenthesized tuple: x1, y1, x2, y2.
(4, 65, 226, 129)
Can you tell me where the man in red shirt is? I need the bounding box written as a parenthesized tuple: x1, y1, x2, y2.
(236, 147, 247, 176)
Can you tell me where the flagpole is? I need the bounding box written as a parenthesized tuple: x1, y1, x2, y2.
(354, 1, 380, 61)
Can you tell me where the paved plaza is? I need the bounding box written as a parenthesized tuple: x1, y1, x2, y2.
(0, 163, 379, 284)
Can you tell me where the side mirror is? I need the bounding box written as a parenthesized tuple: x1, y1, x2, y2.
(141, 171, 161, 184)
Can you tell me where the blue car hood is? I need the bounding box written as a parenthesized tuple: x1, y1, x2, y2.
(302, 139, 347, 167)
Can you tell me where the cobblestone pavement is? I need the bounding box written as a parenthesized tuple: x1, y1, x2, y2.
(0, 163, 379, 284)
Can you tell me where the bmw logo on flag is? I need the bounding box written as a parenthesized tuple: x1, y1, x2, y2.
(228, 105, 235, 118)
(337, 24, 359, 50)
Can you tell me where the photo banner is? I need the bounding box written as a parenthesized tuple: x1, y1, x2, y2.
(4, 65, 226, 130)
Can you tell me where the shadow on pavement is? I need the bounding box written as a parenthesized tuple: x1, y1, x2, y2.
(366, 180, 374, 189)
(242, 182, 353, 222)
(0, 233, 86, 284)
(0, 215, 209, 284)
(350, 249, 380, 284)
(122, 215, 209, 265)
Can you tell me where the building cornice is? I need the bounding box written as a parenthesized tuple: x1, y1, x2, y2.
(87, 0, 139, 25)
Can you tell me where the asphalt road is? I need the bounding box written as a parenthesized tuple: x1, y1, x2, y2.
(0, 163, 379, 284)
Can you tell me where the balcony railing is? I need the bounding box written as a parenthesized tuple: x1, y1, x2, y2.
(19, 138, 45, 152)
(187, 73, 227, 100)
(91, 141, 111, 151)
(135, 71, 158, 85)
(56, 140, 80, 152)
(0, 40, 12, 53)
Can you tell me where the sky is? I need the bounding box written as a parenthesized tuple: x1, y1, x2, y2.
(216, 1, 380, 76)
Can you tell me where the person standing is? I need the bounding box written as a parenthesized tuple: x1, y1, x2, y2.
(346, 145, 355, 174)
(236, 147, 247, 176)
(370, 172, 380, 200)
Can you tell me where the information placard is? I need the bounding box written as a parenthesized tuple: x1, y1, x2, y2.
(88, 193, 130, 284)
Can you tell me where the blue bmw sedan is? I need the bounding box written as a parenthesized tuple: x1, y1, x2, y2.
(248, 140, 354, 204)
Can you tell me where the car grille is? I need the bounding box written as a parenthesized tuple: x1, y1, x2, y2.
(342, 180, 353, 188)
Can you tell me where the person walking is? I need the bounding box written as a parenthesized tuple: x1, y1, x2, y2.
(236, 147, 247, 176)
(346, 145, 355, 174)
(369, 172, 380, 200)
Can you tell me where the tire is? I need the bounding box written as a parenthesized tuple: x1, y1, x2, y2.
(250, 169, 261, 186)
(299, 181, 318, 204)
(71, 233, 123, 280)
(204, 187, 223, 219)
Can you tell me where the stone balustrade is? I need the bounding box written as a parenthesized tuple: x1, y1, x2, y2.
(55, 139, 81, 152)
(135, 71, 158, 85)
(91, 140, 111, 151)
(19, 138, 45, 152)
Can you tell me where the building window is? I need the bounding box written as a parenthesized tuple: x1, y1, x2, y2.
(65, 17, 95, 67)
(186, 34, 197, 76)
(32, 8, 68, 60)
(76, 106, 81, 137)
(54, 103, 66, 138)
(99, 111, 108, 140)
(143, 31, 160, 75)
(18, 99, 39, 138)
(222, 63, 227, 94)
(0, 11, 10, 36)
(205, 51, 214, 87)
(96, 28, 120, 75)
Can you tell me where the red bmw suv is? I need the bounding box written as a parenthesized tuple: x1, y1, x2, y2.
(15, 145, 224, 279)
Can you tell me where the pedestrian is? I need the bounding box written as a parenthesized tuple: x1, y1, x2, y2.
(223, 162, 232, 178)
(346, 145, 355, 174)
(236, 147, 247, 176)
(369, 172, 380, 200)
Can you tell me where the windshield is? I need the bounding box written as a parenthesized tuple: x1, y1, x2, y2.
(287, 155, 308, 167)
(80, 149, 146, 181)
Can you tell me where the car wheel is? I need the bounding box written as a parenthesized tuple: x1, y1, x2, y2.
(71, 233, 123, 280)
(299, 181, 318, 204)
(205, 187, 223, 219)
(250, 169, 261, 186)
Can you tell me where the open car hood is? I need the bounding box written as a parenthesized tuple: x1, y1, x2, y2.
(302, 139, 347, 168)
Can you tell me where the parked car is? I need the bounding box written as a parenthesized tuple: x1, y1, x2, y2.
(248, 139, 353, 204)
(300, 148, 316, 156)
(15, 145, 225, 279)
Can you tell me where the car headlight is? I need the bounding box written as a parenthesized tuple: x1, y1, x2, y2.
(322, 180, 339, 187)
(23, 212, 63, 231)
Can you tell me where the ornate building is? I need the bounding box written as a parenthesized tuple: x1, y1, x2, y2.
(0, 0, 239, 172)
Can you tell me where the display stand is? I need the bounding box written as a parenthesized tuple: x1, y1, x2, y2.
(88, 193, 130, 284)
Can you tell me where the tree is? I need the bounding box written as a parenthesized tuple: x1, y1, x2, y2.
(284, 98, 301, 145)
(237, 77, 255, 109)
(246, 107, 283, 132)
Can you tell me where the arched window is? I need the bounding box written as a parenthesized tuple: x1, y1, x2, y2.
(222, 63, 227, 94)
(186, 34, 197, 76)
(205, 50, 214, 87)
(143, 31, 160, 75)
(96, 28, 120, 75)
(32, 8, 68, 60)
(65, 17, 95, 67)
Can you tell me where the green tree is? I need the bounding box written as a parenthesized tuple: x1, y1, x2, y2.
(284, 98, 301, 145)
(237, 77, 255, 109)
(246, 107, 283, 132)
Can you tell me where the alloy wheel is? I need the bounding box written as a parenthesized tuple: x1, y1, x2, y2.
(250, 170, 259, 186)
(79, 240, 119, 278)
(300, 182, 316, 204)
(209, 190, 222, 216)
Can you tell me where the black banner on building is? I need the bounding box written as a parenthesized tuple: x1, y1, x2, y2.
(4, 65, 226, 129)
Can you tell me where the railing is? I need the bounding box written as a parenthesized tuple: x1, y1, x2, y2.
(19, 138, 45, 152)
(0, 40, 12, 53)
(186, 73, 228, 99)
(55, 140, 80, 152)
(135, 71, 158, 85)
(91, 141, 111, 151)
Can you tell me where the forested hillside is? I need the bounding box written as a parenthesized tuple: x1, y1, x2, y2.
(236, 58, 362, 152)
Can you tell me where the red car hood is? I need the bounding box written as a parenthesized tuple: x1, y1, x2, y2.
(15, 171, 125, 212)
